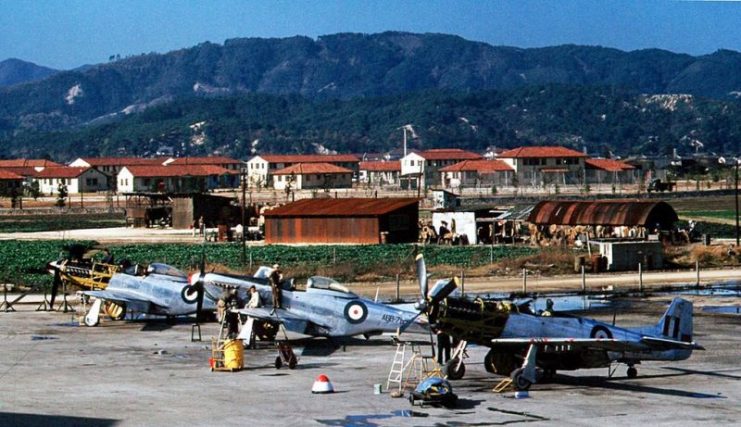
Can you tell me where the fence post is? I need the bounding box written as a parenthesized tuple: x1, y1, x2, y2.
(395, 273, 400, 302)
(461, 269, 465, 296)
(522, 268, 527, 294)
(695, 260, 700, 286)
(581, 265, 586, 292)
(638, 262, 643, 292)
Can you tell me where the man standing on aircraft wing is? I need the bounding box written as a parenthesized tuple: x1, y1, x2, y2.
(269, 264, 283, 311)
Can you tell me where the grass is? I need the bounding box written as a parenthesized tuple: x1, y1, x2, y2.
(0, 213, 125, 233)
(681, 210, 737, 221)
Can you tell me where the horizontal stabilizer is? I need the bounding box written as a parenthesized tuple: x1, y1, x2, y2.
(640, 336, 705, 351)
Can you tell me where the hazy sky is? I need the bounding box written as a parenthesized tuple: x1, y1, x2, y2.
(1, 0, 740, 70)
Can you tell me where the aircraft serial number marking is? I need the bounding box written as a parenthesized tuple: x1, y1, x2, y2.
(382, 314, 404, 324)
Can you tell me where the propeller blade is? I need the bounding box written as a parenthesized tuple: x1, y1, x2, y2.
(415, 254, 427, 299)
(50, 266, 61, 308)
(428, 278, 458, 306)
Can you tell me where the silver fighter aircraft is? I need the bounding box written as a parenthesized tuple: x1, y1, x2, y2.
(197, 268, 428, 338)
(410, 255, 704, 390)
(80, 263, 217, 326)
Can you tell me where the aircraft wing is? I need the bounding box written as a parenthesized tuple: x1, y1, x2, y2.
(235, 307, 332, 335)
(490, 337, 645, 352)
(82, 290, 164, 313)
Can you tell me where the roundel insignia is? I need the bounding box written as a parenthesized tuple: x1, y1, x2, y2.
(344, 301, 368, 324)
(181, 285, 199, 304)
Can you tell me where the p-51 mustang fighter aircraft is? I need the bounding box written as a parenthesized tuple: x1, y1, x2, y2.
(80, 263, 217, 326)
(409, 254, 704, 390)
(195, 268, 428, 338)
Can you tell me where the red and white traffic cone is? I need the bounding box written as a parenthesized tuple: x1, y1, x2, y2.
(311, 374, 334, 394)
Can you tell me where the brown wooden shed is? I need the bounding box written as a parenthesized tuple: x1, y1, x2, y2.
(263, 198, 419, 244)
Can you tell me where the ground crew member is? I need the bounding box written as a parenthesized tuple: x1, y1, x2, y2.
(434, 327, 452, 364)
(269, 264, 283, 312)
(542, 298, 555, 317)
(246, 285, 261, 308)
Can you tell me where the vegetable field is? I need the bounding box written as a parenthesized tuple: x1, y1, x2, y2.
(0, 240, 535, 287)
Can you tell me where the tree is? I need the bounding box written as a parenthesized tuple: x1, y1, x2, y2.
(56, 182, 68, 208)
(27, 181, 40, 200)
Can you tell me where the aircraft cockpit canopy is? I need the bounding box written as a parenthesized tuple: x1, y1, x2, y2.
(306, 276, 356, 296)
(146, 263, 187, 279)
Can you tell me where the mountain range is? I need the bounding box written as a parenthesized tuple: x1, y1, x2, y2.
(1, 32, 740, 159)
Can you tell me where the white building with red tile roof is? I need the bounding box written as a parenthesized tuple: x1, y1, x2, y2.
(271, 163, 353, 190)
(359, 161, 401, 186)
(496, 146, 587, 187)
(0, 159, 63, 170)
(163, 156, 243, 171)
(34, 167, 108, 194)
(246, 154, 359, 188)
(439, 159, 514, 188)
(117, 165, 238, 193)
(400, 149, 482, 189)
(69, 157, 166, 176)
(585, 158, 637, 185)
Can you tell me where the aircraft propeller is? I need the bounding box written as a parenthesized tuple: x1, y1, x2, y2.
(398, 254, 459, 334)
(184, 254, 207, 322)
(46, 261, 63, 308)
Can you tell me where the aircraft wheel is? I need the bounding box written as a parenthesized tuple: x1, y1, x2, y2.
(484, 350, 497, 373)
(444, 359, 465, 380)
(627, 366, 637, 378)
(83, 314, 99, 327)
(274, 356, 282, 369)
(288, 357, 297, 369)
(511, 368, 532, 391)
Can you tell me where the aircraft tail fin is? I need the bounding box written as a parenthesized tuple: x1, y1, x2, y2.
(655, 298, 694, 342)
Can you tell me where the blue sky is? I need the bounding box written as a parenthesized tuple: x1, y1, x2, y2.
(1, 0, 740, 70)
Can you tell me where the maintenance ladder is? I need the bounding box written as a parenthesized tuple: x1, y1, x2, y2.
(386, 338, 440, 394)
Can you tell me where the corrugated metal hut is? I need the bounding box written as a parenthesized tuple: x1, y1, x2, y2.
(527, 200, 678, 230)
(263, 198, 419, 244)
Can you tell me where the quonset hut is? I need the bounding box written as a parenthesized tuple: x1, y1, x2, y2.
(263, 198, 420, 244)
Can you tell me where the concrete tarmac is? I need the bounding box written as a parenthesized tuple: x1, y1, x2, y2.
(0, 296, 739, 426)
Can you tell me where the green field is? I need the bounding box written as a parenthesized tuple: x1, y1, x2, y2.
(0, 213, 125, 233)
(0, 240, 536, 287)
(681, 210, 737, 221)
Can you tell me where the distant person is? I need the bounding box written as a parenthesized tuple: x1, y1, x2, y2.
(198, 216, 205, 236)
(269, 264, 283, 312)
(436, 329, 452, 364)
(541, 299, 555, 317)
(246, 286, 261, 309)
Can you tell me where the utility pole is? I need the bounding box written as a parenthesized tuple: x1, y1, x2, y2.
(736, 161, 739, 246)
(241, 171, 247, 265)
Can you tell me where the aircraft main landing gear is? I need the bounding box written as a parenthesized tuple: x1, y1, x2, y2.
(626, 365, 637, 378)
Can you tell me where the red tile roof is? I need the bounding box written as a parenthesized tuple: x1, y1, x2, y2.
(35, 167, 91, 178)
(167, 156, 243, 165)
(74, 157, 166, 167)
(359, 161, 401, 172)
(0, 159, 63, 168)
(417, 149, 482, 160)
(264, 198, 420, 217)
(0, 170, 23, 180)
(122, 165, 236, 177)
(439, 159, 513, 173)
(272, 163, 353, 175)
(0, 167, 40, 177)
(497, 146, 587, 158)
(585, 158, 636, 172)
(256, 154, 360, 163)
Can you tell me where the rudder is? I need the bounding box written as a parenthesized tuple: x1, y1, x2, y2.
(656, 298, 693, 342)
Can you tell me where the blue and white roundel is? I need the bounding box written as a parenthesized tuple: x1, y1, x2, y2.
(344, 301, 368, 324)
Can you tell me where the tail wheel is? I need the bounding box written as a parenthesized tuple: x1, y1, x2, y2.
(444, 359, 466, 380)
(104, 302, 126, 320)
(511, 367, 532, 391)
